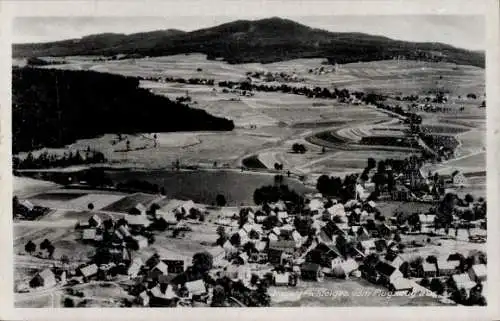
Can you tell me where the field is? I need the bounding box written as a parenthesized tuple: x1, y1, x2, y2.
(101, 192, 160, 212)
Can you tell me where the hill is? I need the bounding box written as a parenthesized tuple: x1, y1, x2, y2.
(12, 67, 234, 153)
(13, 17, 484, 68)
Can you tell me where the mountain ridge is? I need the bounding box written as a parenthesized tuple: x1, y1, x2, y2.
(12, 17, 484, 68)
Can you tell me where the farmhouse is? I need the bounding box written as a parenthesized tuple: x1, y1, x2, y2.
(421, 263, 437, 278)
(129, 203, 147, 215)
(131, 235, 149, 249)
(207, 246, 226, 267)
(78, 264, 98, 280)
(358, 240, 377, 256)
(301, 263, 324, 281)
(163, 259, 186, 274)
(389, 277, 414, 294)
(88, 214, 102, 227)
(451, 170, 468, 187)
(29, 268, 56, 288)
(468, 264, 487, 282)
(375, 262, 403, 285)
(185, 279, 207, 296)
(437, 260, 460, 276)
(451, 273, 477, 294)
(332, 259, 359, 279)
(127, 257, 143, 278)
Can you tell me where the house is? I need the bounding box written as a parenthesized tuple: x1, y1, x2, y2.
(185, 279, 207, 296)
(268, 248, 286, 266)
(332, 259, 359, 279)
(255, 212, 267, 223)
(207, 246, 226, 267)
(255, 240, 268, 253)
(389, 277, 414, 294)
(384, 252, 406, 270)
(358, 239, 377, 256)
(326, 204, 345, 218)
(349, 226, 370, 241)
(82, 228, 99, 242)
(223, 240, 238, 259)
(129, 203, 147, 215)
(451, 170, 468, 187)
(78, 264, 98, 280)
(277, 211, 289, 222)
(29, 268, 56, 288)
(269, 239, 296, 253)
(149, 285, 177, 307)
(273, 271, 291, 286)
(306, 243, 343, 268)
(127, 257, 143, 278)
(163, 259, 186, 274)
(367, 201, 377, 210)
(88, 214, 102, 227)
(291, 231, 303, 247)
(375, 262, 403, 285)
(320, 221, 344, 244)
(374, 239, 388, 252)
(127, 215, 151, 228)
(131, 235, 149, 249)
(437, 260, 460, 276)
(468, 264, 487, 282)
(149, 261, 169, 279)
(109, 247, 131, 264)
(301, 263, 324, 281)
(421, 263, 437, 278)
(451, 273, 477, 294)
(118, 225, 132, 238)
(237, 229, 249, 245)
(419, 214, 436, 225)
(307, 199, 324, 213)
(233, 252, 249, 265)
(137, 290, 150, 306)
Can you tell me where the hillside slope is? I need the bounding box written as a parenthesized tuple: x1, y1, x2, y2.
(12, 67, 234, 153)
(13, 17, 484, 68)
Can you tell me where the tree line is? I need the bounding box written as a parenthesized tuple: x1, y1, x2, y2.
(13, 149, 107, 170)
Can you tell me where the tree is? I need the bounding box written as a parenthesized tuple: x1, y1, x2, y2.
(367, 157, 376, 170)
(464, 194, 474, 204)
(230, 233, 241, 247)
(102, 218, 113, 231)
(60, 254, 70, 265)
(393, 233, 402, 243)
(40, 239, 51, 250)
(64, 298, 75, 307)
(426, 255, 437, 264)
(430, 278, 444, 295)
(192, 251, 213, 274)
(25, 240, 36, 255)
(211, 285, 226, 307)
(47, 244, 55, 259)
(420, 277, 430, 288)
(216, 194, 227, 207)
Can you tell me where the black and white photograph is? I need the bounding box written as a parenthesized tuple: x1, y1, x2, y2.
(3, 0, 498, 316)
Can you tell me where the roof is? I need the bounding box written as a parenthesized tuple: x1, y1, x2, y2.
(273, 272, 290, 284)
(79, 264, 98, 277)
(118, 225, 132, 237)
(308, 199, 324, 211)
(301, 262, 321, 272)
(255, 241, 267, 252)
(437, 260, 460, 270)
(152, 262, 169, 275)
(38, 268, 56, 283)
(419, 214, 436, 224)
(89, 214, 102, 223)
(127, 215, 151, 227)
(337, 259, 359, 274)
(128, 258, 143, 276)
(368, 201, 377, 208)
(20, 199, 35, 210)
(470, 264, 487, 277)
(452, 273, 476, 289)
(133, 203, 147, 212)
(375, 262, 397, 277)
(360, 239, 376, 250)
(391, 277, 413, 290)
(422, 263, 437, 272)
(82, 229, 97, 240)
(277, 211, 289, 219)
(185, 279, 206, 295)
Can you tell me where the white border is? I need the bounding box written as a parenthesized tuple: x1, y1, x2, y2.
(1, 1, 498, 320)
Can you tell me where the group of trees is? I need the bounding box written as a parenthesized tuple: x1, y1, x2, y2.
(253, 184, 303, 206)
(25, 238, 55, 258)
(291, 143, 307, 154)
(315, 173, 358, 202)
(12, 67, 234, 154)
(141, 75, 215, 87)
(13, 149, 107, 170)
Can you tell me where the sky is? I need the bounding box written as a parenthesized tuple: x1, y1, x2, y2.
(12, 15, 485, 51)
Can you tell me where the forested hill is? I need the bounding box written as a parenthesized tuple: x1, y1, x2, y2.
(12, 67, 234, 154)
(13, 17, 484, 68)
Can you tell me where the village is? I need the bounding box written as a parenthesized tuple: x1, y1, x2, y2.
(13, 148, 487, 307)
